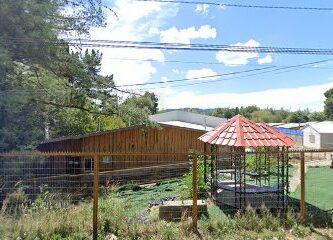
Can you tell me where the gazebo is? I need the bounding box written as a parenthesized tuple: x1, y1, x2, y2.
(199, 114, 295, 211)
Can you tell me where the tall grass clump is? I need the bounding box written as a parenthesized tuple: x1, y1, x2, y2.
(200, 204, 308, 239)
(1, 188, 29, 217)
(0, 186, 92, 239)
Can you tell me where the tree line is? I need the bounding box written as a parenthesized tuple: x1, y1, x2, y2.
(207, 102, 331, 123)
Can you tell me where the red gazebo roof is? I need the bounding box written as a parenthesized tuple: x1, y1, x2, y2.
(198, 114, 296, 147)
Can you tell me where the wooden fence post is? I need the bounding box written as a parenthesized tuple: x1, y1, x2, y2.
(300, 152, 306, 224)
(93, 154, 100, 240)
(192, 154, 198, 231)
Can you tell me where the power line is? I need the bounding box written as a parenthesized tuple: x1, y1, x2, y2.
(5, 37, 333, 55)
(101, 56, 333, 69)
(0, 66, 273, 94)
(136, 0, 333, 11)
(117, 66, 275, 87)
(129, 58, 333, 91)
(2, 59, 332, 93)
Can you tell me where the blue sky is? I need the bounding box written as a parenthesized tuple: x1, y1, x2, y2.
(90, 0, 333, 111)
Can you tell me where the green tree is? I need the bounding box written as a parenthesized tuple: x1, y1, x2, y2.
(309, 112, 326, 121)
(0, 0, 123, 151)
(251, 110, 275, 123)
(188, 108, 198, 113)
(324, 88, 333, 120)
(120, 92, 159, 127)
(287, 111, 309, 123)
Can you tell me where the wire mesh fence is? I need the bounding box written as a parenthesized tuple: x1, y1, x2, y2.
(0, 150, 332, 239)
(289, 152, 333, 227)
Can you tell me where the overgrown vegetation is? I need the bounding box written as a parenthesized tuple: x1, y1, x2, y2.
(177, 155, 210, 199)
(1, 180, 329, 239)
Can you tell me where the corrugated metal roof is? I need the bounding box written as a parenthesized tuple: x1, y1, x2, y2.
(305, 121, 333, 133)
(268, 123, 307, 129)
(158, 121, 214, 131)
(198, 115, 296, 147)
(275, 123, 307, 129)
(149, 110, 226, 128)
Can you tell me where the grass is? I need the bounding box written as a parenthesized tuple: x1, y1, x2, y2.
(115, 180, 182, 215)
(0, 179, 331, 239)
(292, 166, 333, 211)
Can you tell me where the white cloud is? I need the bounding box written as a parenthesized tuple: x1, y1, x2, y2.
(160, 25, 217, 44)
(216, 39, 269, 66)
(156, 81, 333, 111)
(89, 0, 178, 86)
(195, 4, 209, 14)
(258, 54, 273, 64)
(186, 68, 219, 80)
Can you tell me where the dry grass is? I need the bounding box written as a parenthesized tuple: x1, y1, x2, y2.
(0, 181, 331, 240)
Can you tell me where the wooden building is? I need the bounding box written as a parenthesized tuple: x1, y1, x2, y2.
(36, 111, 226, 188)
(37, 124, 214, 181)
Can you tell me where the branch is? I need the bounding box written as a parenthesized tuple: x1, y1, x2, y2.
(40, 100, 116, 116)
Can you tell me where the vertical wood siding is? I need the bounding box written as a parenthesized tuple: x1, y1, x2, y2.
(38, 125, 211, 172)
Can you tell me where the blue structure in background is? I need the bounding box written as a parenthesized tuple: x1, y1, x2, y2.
(275, 127, 303, 136)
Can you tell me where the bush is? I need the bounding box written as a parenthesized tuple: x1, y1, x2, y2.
(234, 205, 288, 232)
(177, 155, 210, 199)
(30, 185, 70, 212)
(1, 188, 28, 216)
(292, 224, 312, 237)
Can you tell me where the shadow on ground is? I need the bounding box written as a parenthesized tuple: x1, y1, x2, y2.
(289, 197, 333, 228)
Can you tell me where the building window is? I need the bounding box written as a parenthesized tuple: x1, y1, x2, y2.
(102, 156, 112, 164)
(309, 134, 315, 143)
(84, 158, 94, 172)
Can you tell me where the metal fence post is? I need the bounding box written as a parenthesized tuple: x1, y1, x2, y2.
(300, 152, 306, 223)
(192, 154, 198, 231)
(93, 154, 100, 240)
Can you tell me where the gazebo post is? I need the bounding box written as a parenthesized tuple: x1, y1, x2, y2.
(285, 147, 290, 213)
(215, 145, 218, 201)
(242, 147, 246, 210)
(258, 153, 262, 186)
(281, 147, 285, 211)
(192, 153, 198, 231)
(277, 148, 280, 210)
(204, 143, 207, 184)
(267, 148, 271, 187)
(264, 148, 268, 185)
(232, 147, 237, 209)
(255, 152, 258, 185)
(210, 145, 214, 199)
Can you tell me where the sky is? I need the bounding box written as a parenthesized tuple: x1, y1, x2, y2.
(89, 0, 333, 111)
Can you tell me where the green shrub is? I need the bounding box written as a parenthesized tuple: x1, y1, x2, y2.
(234, 205, 287, 232)
(1, 188, 28, 216)
(30, 185, 70, 212)
(156, 221, 178, 240)
(292, 224, 312, 237)
(284, 209, 297, 229)
(177, 155, 210, 199)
